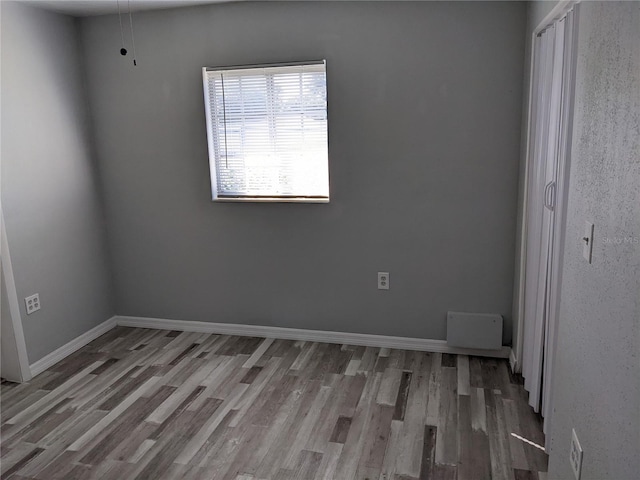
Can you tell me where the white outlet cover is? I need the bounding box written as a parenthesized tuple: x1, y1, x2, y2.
(378, 272, 389, 290)
(583, 221, 594, 263)
(570, 428, 583, 480)
(25, 293, 41, 315)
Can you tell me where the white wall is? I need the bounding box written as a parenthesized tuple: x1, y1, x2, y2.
(0, 1, 115, 363)
(80, 0, 526, 342)
(546, 2, 640, 478)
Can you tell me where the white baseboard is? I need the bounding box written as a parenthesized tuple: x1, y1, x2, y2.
(115, 315, 511, 359)
(27, 315, 512, 379)
(29, 316, 118, 377)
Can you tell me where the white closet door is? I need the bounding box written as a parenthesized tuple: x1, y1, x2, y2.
(542, 10, 576, 433)
(521, 5, 577, 434)
(521, 35, 544, 393)
(522, 27, 555, 412)
(540, 17, 567, 418)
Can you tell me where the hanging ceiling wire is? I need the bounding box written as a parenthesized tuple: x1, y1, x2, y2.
(128, 0, 138, 66)
(117, 0, 127, 56)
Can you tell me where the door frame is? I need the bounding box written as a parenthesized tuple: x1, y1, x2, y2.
(514, 1, 580, 437)
(1, 206, 32, 382)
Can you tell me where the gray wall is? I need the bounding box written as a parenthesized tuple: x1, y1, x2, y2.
(547, 2, 640, 479)
(80, 1, 526, 343)
(1, 2, 114, 363)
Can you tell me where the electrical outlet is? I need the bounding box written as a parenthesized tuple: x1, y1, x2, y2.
(570, 428, 583, 480)
(378, 272, 389, 290)
(25, 293, 41, 315)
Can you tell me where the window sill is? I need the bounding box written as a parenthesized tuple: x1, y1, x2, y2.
(212, 197, 330, 204)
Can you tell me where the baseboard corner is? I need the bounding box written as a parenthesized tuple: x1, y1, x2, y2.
(29, 316, 118, 378)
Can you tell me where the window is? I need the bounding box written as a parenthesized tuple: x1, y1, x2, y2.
(202, 60, 329, 202)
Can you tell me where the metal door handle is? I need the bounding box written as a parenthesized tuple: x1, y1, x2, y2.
(544, 181, 555, 211)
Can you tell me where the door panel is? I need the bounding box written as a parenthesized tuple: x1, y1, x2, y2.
(522, 11, 571, 415)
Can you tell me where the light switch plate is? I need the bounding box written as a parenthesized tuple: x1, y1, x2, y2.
(583, 222, 594, 263)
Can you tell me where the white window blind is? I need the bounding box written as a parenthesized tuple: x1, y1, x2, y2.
(202, 61, 329, 202)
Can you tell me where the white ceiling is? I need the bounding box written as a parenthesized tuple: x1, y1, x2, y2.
(19, 0, 239, 17)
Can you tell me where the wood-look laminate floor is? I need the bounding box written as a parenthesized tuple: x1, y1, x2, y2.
(0, 327, 548, 480)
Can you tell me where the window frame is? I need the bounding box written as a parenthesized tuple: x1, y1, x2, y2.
(202, 60, 330, 203)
